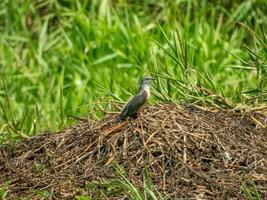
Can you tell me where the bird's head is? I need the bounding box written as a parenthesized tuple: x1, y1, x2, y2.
(139, 76, 155, 90)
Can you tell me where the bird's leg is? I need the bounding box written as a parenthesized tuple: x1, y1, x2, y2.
(130, 106, 145, 120)
(139, 106, 145, 118)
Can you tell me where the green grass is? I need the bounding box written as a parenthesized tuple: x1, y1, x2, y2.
(0, 181, 10, 199)
(74, 165, 164, 200)
(115, 166, 164, 200)
(241, 178, 261, 200)
(0, 0, 266, 143)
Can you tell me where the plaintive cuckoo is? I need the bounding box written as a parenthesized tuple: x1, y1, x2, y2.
(118, 76, 155, 120)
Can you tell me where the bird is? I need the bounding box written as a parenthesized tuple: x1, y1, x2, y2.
(118, 76, 155, 120)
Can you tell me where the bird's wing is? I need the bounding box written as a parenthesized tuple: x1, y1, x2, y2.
(119, 91, 147, 119)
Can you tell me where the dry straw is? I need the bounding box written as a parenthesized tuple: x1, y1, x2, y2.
(1, 103, 267, 199)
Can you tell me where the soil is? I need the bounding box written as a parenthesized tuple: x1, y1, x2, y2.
(0, 103, 267, 199)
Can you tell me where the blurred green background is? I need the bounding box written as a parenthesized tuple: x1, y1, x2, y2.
(0, 0, 266, 142)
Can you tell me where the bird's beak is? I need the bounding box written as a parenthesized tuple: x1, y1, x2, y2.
(148, 77, 156, 81)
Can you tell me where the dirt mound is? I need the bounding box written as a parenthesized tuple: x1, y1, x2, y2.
(1, 103, 267, 199)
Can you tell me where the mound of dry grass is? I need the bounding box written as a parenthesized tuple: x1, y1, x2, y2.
(1, 103, 267, 199)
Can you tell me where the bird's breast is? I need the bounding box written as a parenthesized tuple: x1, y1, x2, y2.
(146, 89, 150, 99)
(142, 86, 150, 99)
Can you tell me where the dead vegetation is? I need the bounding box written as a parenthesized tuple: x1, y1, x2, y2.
(0, 103, 267, 199)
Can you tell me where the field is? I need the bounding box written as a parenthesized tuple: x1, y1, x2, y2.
(0, 0, 267, 199)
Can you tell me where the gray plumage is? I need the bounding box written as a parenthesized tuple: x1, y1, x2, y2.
(119, 90, 147, 120)
(118, 77, 155, 120)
